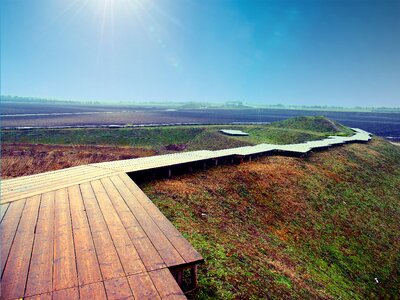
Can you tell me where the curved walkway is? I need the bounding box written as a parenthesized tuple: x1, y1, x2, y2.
(0, 128, 371, 299)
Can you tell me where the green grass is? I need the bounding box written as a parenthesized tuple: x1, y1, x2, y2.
(269, 116, 354, 135)
(142, 138, 400, 299)
(1, 116, 352, 151)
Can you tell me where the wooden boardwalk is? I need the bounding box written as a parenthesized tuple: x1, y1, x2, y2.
(0, 128, 371, 299)
(0, 172, 202, 299)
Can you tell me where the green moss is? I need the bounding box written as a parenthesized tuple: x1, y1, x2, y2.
(143, 139, 400, 299)
(270, 116, 353, 135)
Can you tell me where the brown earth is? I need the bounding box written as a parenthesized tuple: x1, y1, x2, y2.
(1, 143, 157, 179)
(141, 138, 400, 299)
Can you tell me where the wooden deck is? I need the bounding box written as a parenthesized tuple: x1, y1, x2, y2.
(0, 128, 371, 299)
(0, 173, 202, 299)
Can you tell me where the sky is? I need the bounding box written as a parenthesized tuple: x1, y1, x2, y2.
(1, 0, 399, 107)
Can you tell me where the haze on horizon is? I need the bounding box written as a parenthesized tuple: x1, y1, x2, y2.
(1, 0, 399, 107)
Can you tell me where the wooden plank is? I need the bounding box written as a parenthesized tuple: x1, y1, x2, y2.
(118, 177, 194, 264)
(120, 174, 203, 263)
(104, 277, 134, 300)
(128, 272, 161, 299)
(68, 185, 102, 286)
(0, 198, 25, 275)
(25, 292, 52, 300)
(80, 182, 125, 280)
(0, 166, 120, 202)
(1, 170, 100, 192)
(1, 195, 41, 300)
(53, 188, 78, 291)
(0, 202, 10, 223)
(90, 179, 146, 276)
(101, 177, 166, 271)
(52, 287, 79, 300)
(79, 281, 107, 300)
(110, 175, 185, 267)
(25, 192, 55, 297)
(1, 170, 121, 204)
(149, 268, 186, 299)
(1, 165, 109, 187)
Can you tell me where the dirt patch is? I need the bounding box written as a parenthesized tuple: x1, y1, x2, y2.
(1, 143, 157, 178)
(164, 144, 187, 151)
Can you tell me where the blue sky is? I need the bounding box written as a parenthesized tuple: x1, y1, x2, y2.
(1, 0, 399, 106)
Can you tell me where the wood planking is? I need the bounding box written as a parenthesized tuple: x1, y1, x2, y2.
(25, 292, 52, 300)
(24, 275, 181, 300)
(91, 151, 212, 172)
(0, 198, 26, 276)
(1, 166, 89, 186)
(100, 176, 166, 271)
(90, 179, 146, 276)
(150, 268, 186, 299)
(79, 282, 108, 300)
(1, 195, 41, 300)
(0, 202, 10, 223)
(110, 175, 185, 267)
(53, 188, 78, 291)
(25, 192, 55, 297)
(80, 182, 125, 280)
(1, 167, 99, 192)
(1, 167, 121, 204)
(68, 185, 103, 286)
(52, 286, 79, 300)
(128, 272, 161, 299)
(0, 179, 193, 299)
(91, 129, 371, 173)
(120, 173, 203, 264)
(1, 165, 112, 188)
(104, 277, 134, 300)
(2, 129, 371, 204)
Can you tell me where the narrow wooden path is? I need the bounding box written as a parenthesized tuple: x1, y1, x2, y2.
(0, 128, 371, 299)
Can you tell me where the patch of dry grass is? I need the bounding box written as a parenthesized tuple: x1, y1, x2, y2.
(142, 138, 400, 299)
(1, 143, 156, 178)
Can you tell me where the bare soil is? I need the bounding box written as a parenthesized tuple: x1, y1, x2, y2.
(1, 143, 156, 178)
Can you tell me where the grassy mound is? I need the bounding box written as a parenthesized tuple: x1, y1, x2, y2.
(1, 117, 353, 151)
(1, 116, 356, 178)
(270, 116, 353, 135)
(142, 138, 400, 299)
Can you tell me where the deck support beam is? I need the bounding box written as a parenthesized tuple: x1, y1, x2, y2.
(170, 264, 199, 293)
(191, 265, 198, 289)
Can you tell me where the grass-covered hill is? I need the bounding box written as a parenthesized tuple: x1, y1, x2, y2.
(1, 116, 351, 151)
(2, 116, 354, 178)
(142, 138, 400, 299)
(271, 116, 354, 135)
(2, 115, 398, 298)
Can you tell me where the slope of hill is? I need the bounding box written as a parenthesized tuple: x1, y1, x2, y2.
(1, 116, 351, 149)
(142, 138, 400, 299)
(1, 116, 352, 178)
(269, 116, 353, 135)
